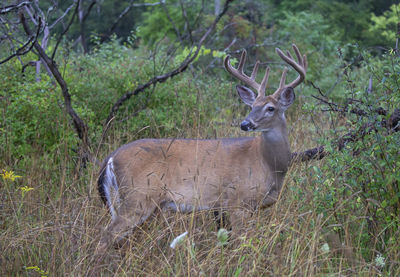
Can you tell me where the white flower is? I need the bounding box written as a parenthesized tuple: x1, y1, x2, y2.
(321, 243, 330, 253)
(375, 253, 385, 268)
(217, 228, 229, 246)
(170, 231, 188, 249)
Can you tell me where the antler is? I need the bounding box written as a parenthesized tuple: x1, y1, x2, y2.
(224, 45, 307, 99)
(224, 50, 270, 97)
(273, 44, 307, 98)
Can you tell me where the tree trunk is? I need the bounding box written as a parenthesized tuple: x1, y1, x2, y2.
(215, 0, 221, 16)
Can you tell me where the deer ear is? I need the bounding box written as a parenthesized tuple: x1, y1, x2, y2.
(279, 87, 295, 110)
(236, 85, 256, 106)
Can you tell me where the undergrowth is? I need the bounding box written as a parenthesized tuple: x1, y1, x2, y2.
(1, 41, 399, 276)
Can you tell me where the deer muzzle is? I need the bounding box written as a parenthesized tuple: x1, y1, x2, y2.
(240, 120, 255, 131)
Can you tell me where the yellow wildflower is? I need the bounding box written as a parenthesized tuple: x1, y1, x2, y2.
(20, 186, 34, 193)
(26, 266, 48, 277)
(1, 170, 22, 181)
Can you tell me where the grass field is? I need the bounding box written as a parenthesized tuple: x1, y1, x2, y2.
(2, 94, 398, 276)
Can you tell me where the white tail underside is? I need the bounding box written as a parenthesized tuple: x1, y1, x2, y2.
(103, 157, 119, 220)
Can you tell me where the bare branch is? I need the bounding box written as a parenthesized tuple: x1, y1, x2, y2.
(76, 0, 96, 53)
(21, 60, 36, 73)
(81, 0, 96, 22)
(204, 37, 237, 73)
(179, 0, 193, 43)
(20, 12, 90, 159)
(309, 80, 325, 97)
(367, 76, 373, 94)
(0, 18, 41, 65)
(49, 1, 76, 29)
(100, 0, 144, 42)
(23, 4, 38, 25)
(312, 94, 387, 117)
(51, 1, 79, 60)
(0, 1, 32, 15)
(22, 4, 50, 81)
(291, 146, 326, 163)
(291, 108, 400, 163)
(131, 1, 165, 7)
(32, 0, 45, 20)
(192, 0, 205, 32)
(106, 0, 135, 38)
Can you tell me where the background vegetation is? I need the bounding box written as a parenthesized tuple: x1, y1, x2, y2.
(1, 0, 399, 275)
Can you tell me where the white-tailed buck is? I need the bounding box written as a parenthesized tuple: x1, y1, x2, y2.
(97, 44, 307, 252)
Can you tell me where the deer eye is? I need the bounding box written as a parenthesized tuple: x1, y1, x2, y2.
(266, 106, 275, 112)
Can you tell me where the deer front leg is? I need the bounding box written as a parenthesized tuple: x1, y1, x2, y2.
(96, 202, 156, 255)
(261, 189, 280, 208)
(96, 216, 131, 254)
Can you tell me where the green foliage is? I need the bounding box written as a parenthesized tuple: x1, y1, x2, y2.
(26, 0, 397, 54)
(69, 38, 234, 141)
(277, 11, 338, 53)
(1, 37, 236, 161)
(277, 0, 394, 47)
(231, 15, 252, 39)
(276, 11, 346, 97)
(138, 7, 180, 44)
(0, 62, 77, 160)
(369, 4, 400, 47)
(137, 0, 202, 45)
(53, 0, 143, 48)
(309, 50, 400, 260)
(217, 228, 229, 246)
(174, 45, 226, 64)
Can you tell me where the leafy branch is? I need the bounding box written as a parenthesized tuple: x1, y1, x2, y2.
(104, 0, 234, 127)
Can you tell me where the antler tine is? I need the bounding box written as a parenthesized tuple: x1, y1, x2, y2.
(224, 50, 270, 97)
(286, 50, 293, 60)
(224, 53, 251, 86)
(259, 67, 270, 97)
(250, 61, 260, 80)
(237, 50, 247, 73)
(274, 44, 307, 96)
(225, 45, 306, 100)
(278, 67, 288, 89)
(292, 44, 303, 65)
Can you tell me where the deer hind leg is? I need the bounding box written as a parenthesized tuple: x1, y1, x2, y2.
(97, 202, 156, 254)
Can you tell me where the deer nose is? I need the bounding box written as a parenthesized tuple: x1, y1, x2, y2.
(240, 120, 254, 131)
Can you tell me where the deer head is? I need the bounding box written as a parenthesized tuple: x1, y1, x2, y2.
(224, 44, 307, 132)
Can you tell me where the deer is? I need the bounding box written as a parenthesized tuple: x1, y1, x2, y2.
(96, 44, 307, 252)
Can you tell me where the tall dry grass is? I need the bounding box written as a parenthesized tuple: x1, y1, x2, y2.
(1, 96, 398, 276)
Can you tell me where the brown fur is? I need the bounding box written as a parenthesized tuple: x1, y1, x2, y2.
(97, 127, 291, 252)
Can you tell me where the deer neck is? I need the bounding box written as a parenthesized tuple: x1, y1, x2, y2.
(259, 123, 291, 175)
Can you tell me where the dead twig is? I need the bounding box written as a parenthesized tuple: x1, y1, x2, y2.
(291, 108, 400, 163)
(0, 1, 32, 14)
(20, 12, 91, 163)
(0, 17, 41, 64)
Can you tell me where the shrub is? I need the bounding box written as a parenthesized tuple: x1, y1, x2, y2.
(0, 60, 77, 161)
(309, 49, 400, 264)
(1, 38, 237, 160)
